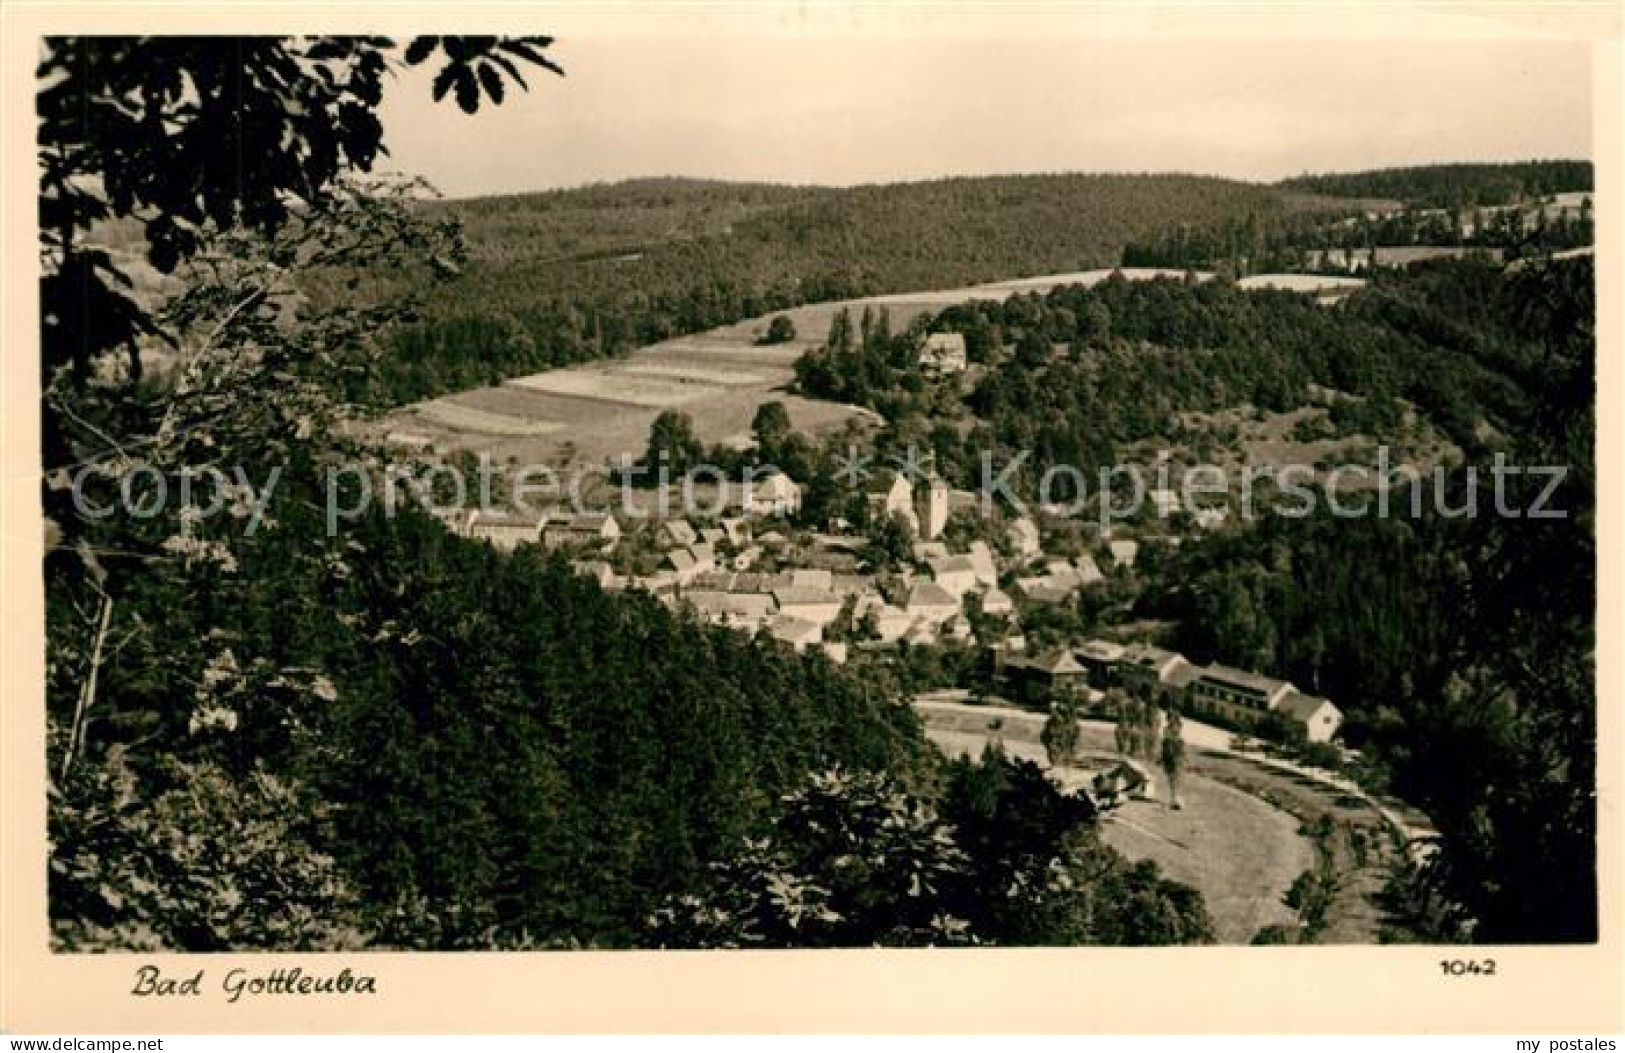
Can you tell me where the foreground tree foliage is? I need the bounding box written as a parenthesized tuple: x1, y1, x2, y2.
(650, 752, 1213, 948)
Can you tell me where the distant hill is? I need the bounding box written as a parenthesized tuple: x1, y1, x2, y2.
(1277, 160, 1592, 209)
(340, 173, 1357, 405)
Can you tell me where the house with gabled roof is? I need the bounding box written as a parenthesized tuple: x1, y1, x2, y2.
(1278, 689, 1343, 743)
(787, 568, 833, 592)
(966, 541, 998, 588)
(1075, 638, 1127, 684)
(978, 585, 1015, 617)
(905, 580, 961, 626)
(1014, 575, 1076, 606)
(1003, 648, 1089, 695)
(766, 614, 823, 652)
(868, 473, 918, 533)
(718, 516, 753, 547)
(772, 586, 844, 629)
(1187, 664, 1295, 725)
(928, 554, 980, 599)
(1118, 644, 1197, 697)
(744, 471, 803, 517)
(870, 605, 916, 644)
(685, 590, 777, 631)
(1107, 538, 1140, 569)
(665, 544, 718, 585)
(660, 519, 699, 549)
(543, 512, 621, 551)
(571, 560, 620, 590)
(1072, 555, 1106, 585)
(467, 510, 545, 551)
(923, 474, 950, 539)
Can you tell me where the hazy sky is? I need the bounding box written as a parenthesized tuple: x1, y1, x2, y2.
(375, 34, 1593, 198)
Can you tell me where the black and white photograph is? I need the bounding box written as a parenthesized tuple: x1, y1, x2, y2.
(3, 0, 1618, 1035)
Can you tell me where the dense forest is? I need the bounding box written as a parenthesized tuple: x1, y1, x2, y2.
(1125, 161, 1593, 272)
(1120, 205, 1592, 272)
(41, 36, 1212, 951)
(1276, 160, 1593, 208)
(795, 254, 1596, 942)
(1142, 258, 1595, 942)
(324, 174, 1358, 404)
(796, 258, 1545, 491)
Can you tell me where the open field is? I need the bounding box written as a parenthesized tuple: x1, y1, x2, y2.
(415, 399, 564, 437)
(1237, 273, 1366, 295)
(507, 370, 724, 409)
(1184, 751, 1400, 943)
(915, 698, 1415, 943)
(915, 701, 1312, 943)
(615, 363, 770, 386)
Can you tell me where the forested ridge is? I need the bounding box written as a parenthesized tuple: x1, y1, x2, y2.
(335, 174, 1355, 403)
(1126, 161, 1594, 271)
(1277, 160, 1593, 208)
(357, 161, 1591, 408)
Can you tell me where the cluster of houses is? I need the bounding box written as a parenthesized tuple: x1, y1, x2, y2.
(430, 468, 1045, 664)
(430, 460, 1340, 742)
(429, 461, 1194, 671)
(1002, 638, 1343, 743)
(436, 508, 623, 552)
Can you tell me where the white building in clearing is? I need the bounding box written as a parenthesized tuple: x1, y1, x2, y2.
(745, 471, 803, 517)
(918, 332, 968, 374)
(1107, 539, 1139, 569)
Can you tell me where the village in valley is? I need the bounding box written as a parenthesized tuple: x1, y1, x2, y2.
(355, 178, 1599, 941)
(36, 28, 1599, 959)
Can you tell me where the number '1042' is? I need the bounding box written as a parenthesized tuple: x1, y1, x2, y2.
(1440, 959, 1497, 976)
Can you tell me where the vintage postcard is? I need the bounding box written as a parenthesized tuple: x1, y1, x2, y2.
(2, 0, 1621, 1035)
